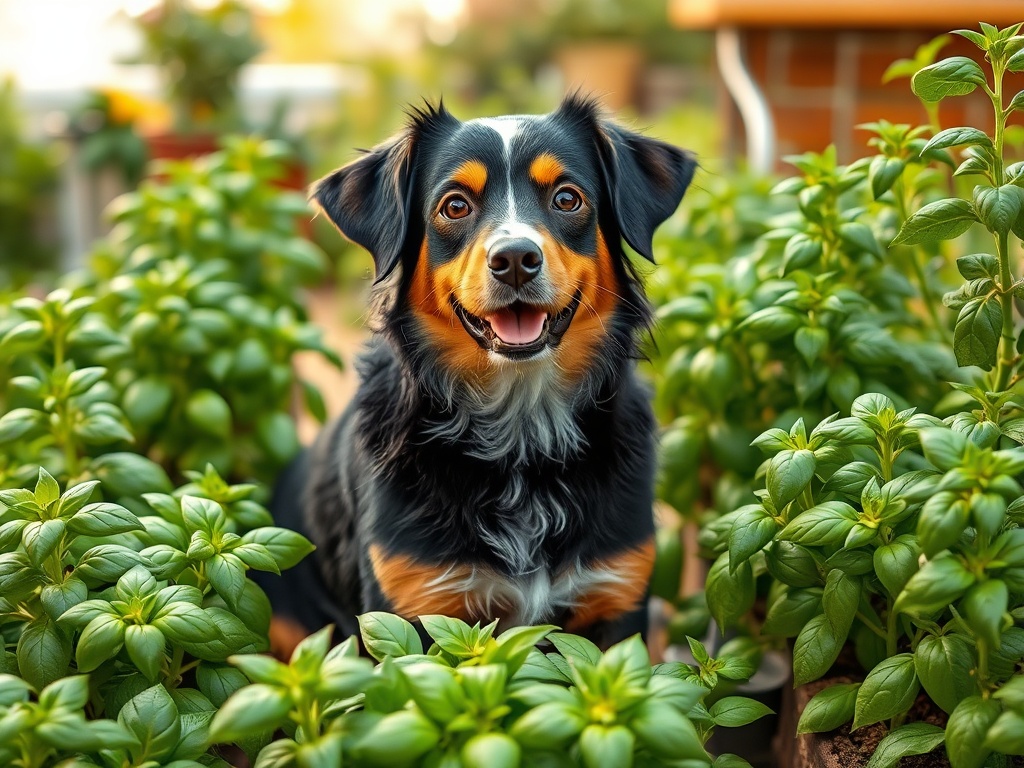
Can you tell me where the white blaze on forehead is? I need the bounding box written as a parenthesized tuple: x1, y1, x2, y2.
(472, 116, 544, 251)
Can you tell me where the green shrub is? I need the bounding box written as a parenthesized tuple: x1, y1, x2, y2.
(205, 613, 770, 768)
(0, 137, 338, 487)
(696, 23, 1024, 767)
(0, 465, 313, 767)
(0, 137, 338, 766)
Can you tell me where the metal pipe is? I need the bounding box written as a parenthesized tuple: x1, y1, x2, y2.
(715, 26, 776, 174)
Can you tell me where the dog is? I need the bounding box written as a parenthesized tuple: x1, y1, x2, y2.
(261, 94, 695, 651)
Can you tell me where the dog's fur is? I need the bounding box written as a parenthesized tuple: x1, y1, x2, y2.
(262, 95, 695, 649)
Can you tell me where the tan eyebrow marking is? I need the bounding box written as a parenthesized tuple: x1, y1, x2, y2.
(450, 160, 488, 196)
(529, 153, 565, 186)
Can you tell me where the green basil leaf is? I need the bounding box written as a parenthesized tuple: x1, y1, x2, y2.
(76, 614, 127, 673)
(632, 698, 707, 760)
(962, 579, 1008, 648)
(456, 732, 519, 768)
(91, 452, 172, 497)
(793, 614, 845, 686)
(351, 709, 441, 765)
(779, 502, 858, 546)
(914, 633, 976, 714)
(853, 654, 920, 729)
(912, 57, 987, 102)
(728, 505, 779, 567)
(358, 612, 423, 661)
(766, 540, 821, 588)
(706, 552, 755, 630)
(869, 155, 905, 199)
(945, 696, 1001, 768)
(709, 696, 773, 727)
(118, 684, 181, 763)
(74, 544, 147, 586)
(865, 722, 946, 768)
(125, 624, 166, 682)
(185, 389, 232, 439)
(983, 710, 1024, 754)
(974, 183, 1024, 235)
(767, 449, 816, 508)
(578, 724, 636, 768)
(797, 682, 859, 734)
(16, 617, 71, 690)
(891, 198, 978, 246)
(23, 519, 66, 567)
(763, 587, 823, 637)
(40, 577, 88, 622)
(873, 535, 920, 598)
(822, 570, 860, 635)
(68, 502, 143, 536)
(953, 294, 1001, 370)
(0, 408, 45, 444)
(509, 699, 586, 749)
(923, 126, 993, 154)
(206, 552, 246, 607)
(240, 527, 315, 570)
(895, 556, 975, 616)
(208, 683, 293, 745)
(192, 666, 246, 711)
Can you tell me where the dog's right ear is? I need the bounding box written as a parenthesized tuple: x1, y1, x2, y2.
(311, 131, 417, 283)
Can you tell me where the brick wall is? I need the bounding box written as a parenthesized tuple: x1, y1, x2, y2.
(726, 29, 1024, 169)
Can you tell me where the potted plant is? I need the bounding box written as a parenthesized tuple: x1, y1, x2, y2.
(129, 0, 263, 159)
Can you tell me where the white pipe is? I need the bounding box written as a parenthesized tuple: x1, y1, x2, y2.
(715, 26, 776, 174)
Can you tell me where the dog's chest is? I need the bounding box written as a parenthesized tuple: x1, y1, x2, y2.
(447, 560, 632, 627)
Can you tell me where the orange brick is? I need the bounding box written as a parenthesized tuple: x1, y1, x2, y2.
(772, 105, 836, 159)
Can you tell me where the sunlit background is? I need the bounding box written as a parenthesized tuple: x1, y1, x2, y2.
(0, 0, 721, 277)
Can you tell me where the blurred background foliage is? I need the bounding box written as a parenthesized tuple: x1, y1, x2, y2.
(0, 0, 720, 282)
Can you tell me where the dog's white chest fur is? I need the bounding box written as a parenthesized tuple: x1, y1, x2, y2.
(427, 559, 630, 626)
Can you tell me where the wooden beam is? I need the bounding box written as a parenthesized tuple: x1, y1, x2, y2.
(670, 0, 1023, 29)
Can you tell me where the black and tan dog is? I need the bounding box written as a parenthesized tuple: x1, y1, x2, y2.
(262, 94, 695, 650)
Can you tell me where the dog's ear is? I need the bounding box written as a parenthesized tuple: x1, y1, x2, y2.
(556, 95, 696, 262)
(597, 122, 696, 262)
(311, 131, 417, 283)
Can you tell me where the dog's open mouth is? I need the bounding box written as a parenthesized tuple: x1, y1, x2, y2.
(452, 291, 582, 359)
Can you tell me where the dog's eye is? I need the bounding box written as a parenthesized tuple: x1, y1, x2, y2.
(552, 186, 582, 212)
(441, 195, 472, 220)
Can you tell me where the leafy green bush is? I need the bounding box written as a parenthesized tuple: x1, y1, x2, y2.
(0, 466, 313, 767)
(695, 23, 1024, 767)
(0, 137, 337, 766)
(205, 612, 770, 768)
(0, 137, 337, 487)
(647, 136, 954, 526)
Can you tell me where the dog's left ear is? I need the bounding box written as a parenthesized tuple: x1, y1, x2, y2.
(310, 131, 417, 283)
(596, 122, 696, 263)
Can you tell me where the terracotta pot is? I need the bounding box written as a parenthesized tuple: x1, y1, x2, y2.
(554, 41, 645, 111)
(144, 132, 220, 161)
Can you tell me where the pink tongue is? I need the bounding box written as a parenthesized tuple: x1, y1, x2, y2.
(487, 308, 547, 345)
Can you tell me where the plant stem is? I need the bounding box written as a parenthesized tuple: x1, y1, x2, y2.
(885, 600, 899, 657)
(856, 611, 888, 640)
(296, 694, 320, 743)
(994, 229, 1017, 392)
(878, 438, 894, 484)
(894, 178, 951, 343)
(978, 638, 990, 688)
(167, 645, 185, 687)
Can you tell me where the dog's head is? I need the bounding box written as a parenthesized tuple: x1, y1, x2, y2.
(313, 95, 695, 384)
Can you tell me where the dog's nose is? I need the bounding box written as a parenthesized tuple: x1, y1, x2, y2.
(487, 238, 543, 289)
